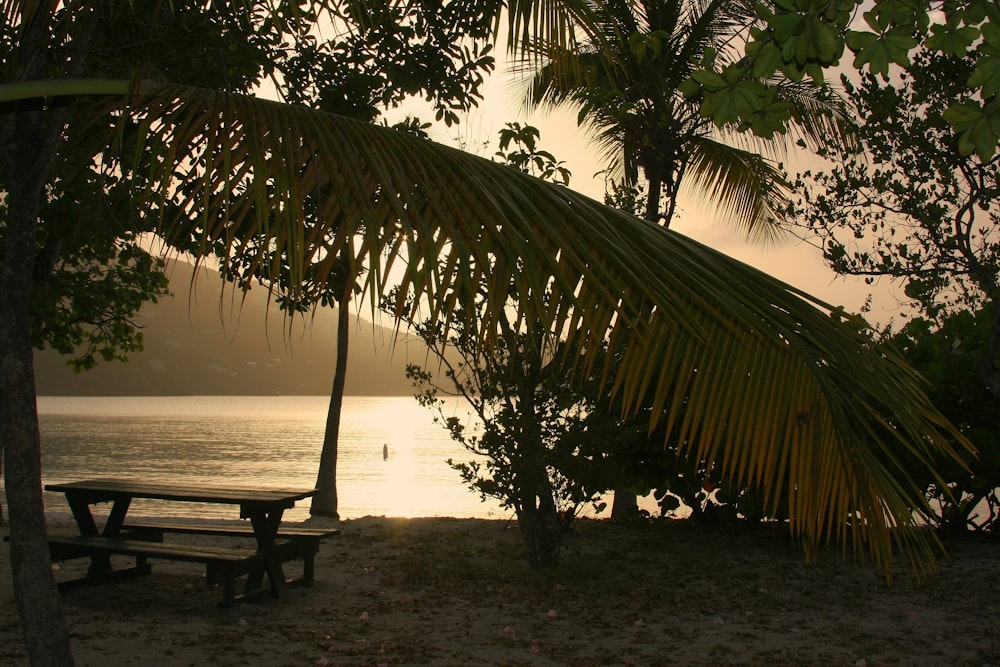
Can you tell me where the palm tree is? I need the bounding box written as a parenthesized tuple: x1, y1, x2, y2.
(312, 249, 354, 519)
(523, 0, 849, 238)
(522, 0, 852, 516)
(0, 2, 968, 664)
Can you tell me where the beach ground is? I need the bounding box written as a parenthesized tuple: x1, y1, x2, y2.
(1, 515, 998, 666)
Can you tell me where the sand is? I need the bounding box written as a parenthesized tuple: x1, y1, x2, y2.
(1, 514, 999, 666)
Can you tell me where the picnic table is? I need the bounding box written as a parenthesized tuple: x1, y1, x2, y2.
(43, 478, 337, 607)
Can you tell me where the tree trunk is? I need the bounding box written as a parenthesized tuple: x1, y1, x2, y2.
(0, 6, 78, 664)
(608, 164, 668, 520)
(983, 296, 1000, 401)
(2, 90, 75, 667)
(512, 369, 561, 566)
(2, 344, 73, 666)
(610, 490, 639, 521)
(515, 463, 562, 567)
(644, 171, 663, 226)
(533, 478, 562, 565)
(310, 252, 352, 519)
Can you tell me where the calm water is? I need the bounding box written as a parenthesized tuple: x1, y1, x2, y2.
(33, 395, 509, 522)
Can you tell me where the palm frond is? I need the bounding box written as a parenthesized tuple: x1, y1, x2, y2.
(776, 79, 858, 153)
(684, 137, 791, 245)
(505, 0, 598, 58)
(1, 78, 967, 574)
(673, 0, 752, 69)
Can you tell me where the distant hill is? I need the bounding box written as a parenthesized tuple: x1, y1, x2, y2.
(34, 260, 427, 396)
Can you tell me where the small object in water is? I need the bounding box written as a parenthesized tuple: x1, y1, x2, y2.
(383, 443, 389, 460)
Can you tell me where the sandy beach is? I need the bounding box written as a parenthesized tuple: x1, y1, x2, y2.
(1, 514, 998, 666)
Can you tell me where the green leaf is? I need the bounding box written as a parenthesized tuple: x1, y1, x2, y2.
(679, 77, 702, 99)
(942, 103, 983, 125)
(691, 69, 728, 91)
(803, 62, 826, 84)
(747, 99, 795, 137)
(981, 21, 1000, 50)
(771, 13, 806, 41)
(628, 33, 648, 63)
(701, 79, 767, 126)
(804, 16, 839, 62)
(851, 38, 890, 77)
(925, 23, 979, 57)
(862, 8, 889, 32)
(945, 102, 1000, 161)
(968, 56, 1000, 99)
(750, 40, 785, 78)
(884, 28, 919, 60)
(700, 46, 718, 67)
(964, 0, 988, 24)
(845, 29, 877, 52)
(849, 28, 916, 77)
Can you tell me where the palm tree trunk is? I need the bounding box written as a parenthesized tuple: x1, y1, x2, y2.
(310, 252, 352, 519)
(610, 169, 668, 521)
(644, 172, 663, 225)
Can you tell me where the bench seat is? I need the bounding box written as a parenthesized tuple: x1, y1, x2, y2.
(121, 520, 339, 586)
(46, 534, 264, 607)
(121, 520, 340, 541)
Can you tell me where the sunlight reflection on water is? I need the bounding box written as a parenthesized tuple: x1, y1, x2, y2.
(34, 395, 510, 522)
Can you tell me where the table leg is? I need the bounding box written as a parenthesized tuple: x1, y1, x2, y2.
(64, 493, 101, 537)
(103, 498, 132, 536)
(245, 509, 288, 598)
(63, 493, 132, 576)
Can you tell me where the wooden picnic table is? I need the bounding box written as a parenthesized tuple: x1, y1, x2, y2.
(44, 478, 321, 606)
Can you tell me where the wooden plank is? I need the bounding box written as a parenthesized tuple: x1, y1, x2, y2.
(47, 534, 260, 563)
(120, 522, 336, 589)
(46, 534, 270, 607)
(122, 521, 340, 540)
(44, 479, 317, 506)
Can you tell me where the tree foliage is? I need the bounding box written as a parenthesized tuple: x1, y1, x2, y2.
(886, 307, 1000, 534)
(4, 23, 971, 569)
(524, 0, 850, 238)
(282, 0, 496, 125)
(683, 0, 1000, 160)
(786, 47, 1000, 535)
(787, 49, 1000, 395)
(401, 124, 612, 565)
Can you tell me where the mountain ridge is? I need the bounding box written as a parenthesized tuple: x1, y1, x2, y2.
(34, 261, 422, 396)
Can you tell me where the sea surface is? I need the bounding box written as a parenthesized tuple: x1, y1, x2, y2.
(33, 395, 510, 523)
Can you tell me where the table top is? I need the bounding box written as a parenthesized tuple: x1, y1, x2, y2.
(45, 478, 317, 506)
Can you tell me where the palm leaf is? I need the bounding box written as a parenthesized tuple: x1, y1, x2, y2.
(775, 79, 859, 152)
(685, 137, 791, 245)
(515, 0, 853, 237)
(0, 76, 969, 574)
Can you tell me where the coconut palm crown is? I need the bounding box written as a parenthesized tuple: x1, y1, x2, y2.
(522, 0, 851, 241)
